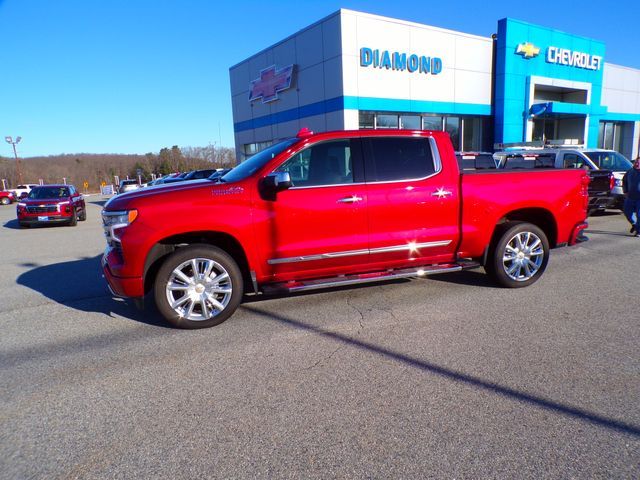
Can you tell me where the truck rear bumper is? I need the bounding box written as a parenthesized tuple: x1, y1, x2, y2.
(102, 255, 144, 298)
(569, 221, 589, 245)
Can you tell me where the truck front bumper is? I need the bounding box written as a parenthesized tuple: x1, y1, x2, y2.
(102, 250, 144, 298)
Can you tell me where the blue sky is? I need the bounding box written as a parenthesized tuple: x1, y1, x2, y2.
(1, 0, 639, 157)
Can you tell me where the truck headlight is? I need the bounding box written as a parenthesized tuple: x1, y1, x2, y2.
(102, 209, 138, 242)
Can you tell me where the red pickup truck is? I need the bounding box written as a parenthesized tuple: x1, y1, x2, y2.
(102, 129, 589, 329)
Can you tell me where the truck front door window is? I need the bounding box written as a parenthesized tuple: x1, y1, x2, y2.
(276, 140, 353, 187)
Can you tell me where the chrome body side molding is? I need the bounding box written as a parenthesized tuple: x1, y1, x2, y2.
(267, 240, 452, 265)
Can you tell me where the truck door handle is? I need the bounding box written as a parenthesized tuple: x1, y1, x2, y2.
(337, 195, 363, 204)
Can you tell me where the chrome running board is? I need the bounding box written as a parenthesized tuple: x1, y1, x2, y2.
(262, 261, 481, 294)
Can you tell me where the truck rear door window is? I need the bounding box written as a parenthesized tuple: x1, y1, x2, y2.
(363, 137, 435, 182)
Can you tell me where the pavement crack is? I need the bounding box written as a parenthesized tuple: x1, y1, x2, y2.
(384, 306, 400, 324)
(304, 345, 344, 370)
(346, 296, 365, 331)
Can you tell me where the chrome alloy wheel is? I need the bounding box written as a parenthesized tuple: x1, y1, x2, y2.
(502, 231, 545, 282)
(165, 258, 233, 321)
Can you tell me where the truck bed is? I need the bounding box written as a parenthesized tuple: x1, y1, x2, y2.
(457, 168, 588, 259)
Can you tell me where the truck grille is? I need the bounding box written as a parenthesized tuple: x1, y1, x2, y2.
(26, 205, 58, 213)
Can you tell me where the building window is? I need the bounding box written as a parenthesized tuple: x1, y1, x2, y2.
(243, 141, 273, 158)
(400, 115, 421, 130)
(359, 112, 375, 129)
(445, 117, 460, 151)
(598, 121, 625, 152)
(376, 114, 399, 129)
(422, 116, 443, 131)
(358, 111, 488, 152)
(462, 117, 482, 152)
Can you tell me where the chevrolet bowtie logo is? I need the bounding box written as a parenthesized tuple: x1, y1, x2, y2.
(248, 64, 295, 103)
(516, 42, 540, 59)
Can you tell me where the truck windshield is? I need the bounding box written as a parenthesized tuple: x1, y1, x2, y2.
(219, 139, 299, 183)
(584, 151, 632, 171)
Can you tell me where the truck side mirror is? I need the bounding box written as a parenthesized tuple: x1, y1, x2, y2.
(259, 171, 292, 200)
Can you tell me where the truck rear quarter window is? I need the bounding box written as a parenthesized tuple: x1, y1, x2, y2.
(363, 137, 435, 182)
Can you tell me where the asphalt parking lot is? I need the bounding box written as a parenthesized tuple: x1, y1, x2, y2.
(1, 198, 639, 478)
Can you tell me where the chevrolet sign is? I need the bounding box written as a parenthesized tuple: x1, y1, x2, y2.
(546, 47, 602, 71)
(249, 65, 295, 103)
(515, 42, 540, 59)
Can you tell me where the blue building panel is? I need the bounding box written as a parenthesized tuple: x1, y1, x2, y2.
(495, 18, 607, 146)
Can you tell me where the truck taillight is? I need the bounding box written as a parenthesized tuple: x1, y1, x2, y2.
(580, 173, 590, 210)
(609, 174, 615, 192)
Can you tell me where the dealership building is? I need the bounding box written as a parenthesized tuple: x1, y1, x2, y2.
(230, 9, 640, 161)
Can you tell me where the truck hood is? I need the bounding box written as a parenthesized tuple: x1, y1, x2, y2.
(104, 179, 231, 210)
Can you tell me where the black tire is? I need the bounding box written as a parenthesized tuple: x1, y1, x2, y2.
(0, 197, 9, 205)
(79, 208, 87, 221)
(153, 244, 244, 329)
(68, 209, 78, 226)
(485, 222, 549, 288)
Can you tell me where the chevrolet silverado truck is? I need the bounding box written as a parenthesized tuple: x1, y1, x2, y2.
(102, 129, 589, 329)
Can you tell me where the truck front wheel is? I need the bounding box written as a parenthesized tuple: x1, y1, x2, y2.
(154, 244, 244, 329)
(486, 222, 549, 288)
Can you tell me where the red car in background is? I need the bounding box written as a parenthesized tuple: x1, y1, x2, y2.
(17, 184, 86, 227)
(1, 190, 15, 205)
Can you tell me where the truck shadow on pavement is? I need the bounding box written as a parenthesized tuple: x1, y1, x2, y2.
(241, 304, 640, 439)
(14, 256, 640, 438)
(16, 254, 169, 328)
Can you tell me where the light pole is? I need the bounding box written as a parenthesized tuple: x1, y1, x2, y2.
(5, 136, 23, 185)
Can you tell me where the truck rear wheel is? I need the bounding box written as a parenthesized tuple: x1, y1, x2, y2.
(153, 244, 243, 329)
(486, 222, 549, 288)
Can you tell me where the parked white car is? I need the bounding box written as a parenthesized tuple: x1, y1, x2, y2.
(118, 179, 141, 194)
(11, 184, 40, 199)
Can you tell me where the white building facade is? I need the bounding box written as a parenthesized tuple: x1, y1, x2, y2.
(230, 9, 640, 161)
